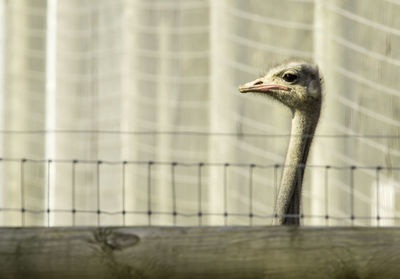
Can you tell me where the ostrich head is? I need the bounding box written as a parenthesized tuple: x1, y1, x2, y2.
(238, 60, 322, 113)
(238, 60, 322, 225)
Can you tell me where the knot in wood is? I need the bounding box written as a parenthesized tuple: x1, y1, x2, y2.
(105, 232, 140, 250)
(94, 229, 140, 251)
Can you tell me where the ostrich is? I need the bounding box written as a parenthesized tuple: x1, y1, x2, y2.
(238, 60, 322, 225)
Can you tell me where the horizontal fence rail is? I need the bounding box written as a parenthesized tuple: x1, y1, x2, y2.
(2, 130, 400, 138)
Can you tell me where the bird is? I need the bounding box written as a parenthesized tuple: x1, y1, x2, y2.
(238, 60, 322, 225)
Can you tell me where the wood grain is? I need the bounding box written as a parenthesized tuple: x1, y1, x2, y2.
(1, 226, 400, 278)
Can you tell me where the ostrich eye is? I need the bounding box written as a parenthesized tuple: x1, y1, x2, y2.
(282, 73, 298, 83)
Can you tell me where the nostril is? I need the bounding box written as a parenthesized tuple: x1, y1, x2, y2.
(254, 81, 263, 85)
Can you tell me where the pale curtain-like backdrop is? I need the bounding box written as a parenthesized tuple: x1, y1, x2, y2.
(1, 0, 400, 226)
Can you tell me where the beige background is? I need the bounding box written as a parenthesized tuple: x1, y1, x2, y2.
(1, 0, 400, 227)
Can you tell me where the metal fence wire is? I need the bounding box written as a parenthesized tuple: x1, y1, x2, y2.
(0, 157, 398, 227)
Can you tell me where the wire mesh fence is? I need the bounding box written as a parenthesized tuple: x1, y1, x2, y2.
(0, 155, 398, 227)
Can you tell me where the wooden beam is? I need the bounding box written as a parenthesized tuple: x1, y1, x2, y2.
(1, 226, 400, 278)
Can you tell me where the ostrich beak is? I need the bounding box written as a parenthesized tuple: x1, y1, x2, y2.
(238, 78, 289, 93)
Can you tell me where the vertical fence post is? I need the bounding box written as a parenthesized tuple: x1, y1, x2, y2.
(273, 164, 280, 224)
(376, 166, 382, 227)
(71, 160, 77, 226)
(171, 162, 177, 226)
(122, 161, 127, 226)
(249, 164, 255, 226)
(198, 163, 204, 226)
(350, 166, 356, 225)
(96, 161, 102, 226)
(147, 161, 153, 226)
(20, 158, 26, 226)
(47, 160, 52, 227)
(325, 165, 330, 226)
(223, 163, 229, 226)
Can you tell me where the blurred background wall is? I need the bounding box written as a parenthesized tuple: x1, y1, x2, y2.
(1, 0, 400, 227)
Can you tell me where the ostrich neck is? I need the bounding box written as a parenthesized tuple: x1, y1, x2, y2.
(273, 109, 320, 225)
